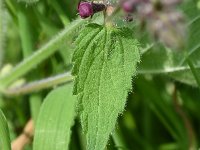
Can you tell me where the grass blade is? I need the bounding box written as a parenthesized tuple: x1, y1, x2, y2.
(0, 0, 7, 67)
(33, 83, 76, 150)
(0, 109, 11, 150)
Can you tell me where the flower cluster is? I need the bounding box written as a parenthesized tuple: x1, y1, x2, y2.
(78, 0, 186, 49)
(120, 0, 185, 48)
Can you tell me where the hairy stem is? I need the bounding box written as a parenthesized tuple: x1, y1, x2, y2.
(3, 73, 73, 96)
(0, 18, 85, 89)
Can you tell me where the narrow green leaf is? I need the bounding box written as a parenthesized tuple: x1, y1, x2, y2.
(72, 23, 140, 150)
(30, 94, 42, 123)
(187, 59, 200, 88)
(47, 0, 70, 26)
(0, 0, 7, 67)
(0, 109, 11, 150)
(17, 9, 34, 58)
(17, 0, 39, 4)
(33, 83, 76, 150)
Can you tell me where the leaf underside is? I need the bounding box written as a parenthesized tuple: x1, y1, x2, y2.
(72, 23, 140, 150)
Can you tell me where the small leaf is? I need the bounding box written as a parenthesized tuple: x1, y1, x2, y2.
(72, 23, 140, 150)
(33, 83, 76, 150)
(0, 109, 11, 150)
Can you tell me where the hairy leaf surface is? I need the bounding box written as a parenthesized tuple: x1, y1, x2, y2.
(33, 83, 76, 150)
(72, 23, 140, 150)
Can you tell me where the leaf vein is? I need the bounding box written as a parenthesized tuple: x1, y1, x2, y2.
(94, 27, 107, 150)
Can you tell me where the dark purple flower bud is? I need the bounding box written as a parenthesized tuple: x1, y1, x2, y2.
(92, 2, 106, 13)
(78, 2, 93, 19)
(78, 1, 106, 19)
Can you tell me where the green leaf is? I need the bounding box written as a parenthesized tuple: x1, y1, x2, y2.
(72, 23, 140, 150)
(17, 0, 39, 4)
(138, 0, 200, 86)
(0, 0, 7, 67)
(0, 109, 11, 150)
(33, 83, 76, 150)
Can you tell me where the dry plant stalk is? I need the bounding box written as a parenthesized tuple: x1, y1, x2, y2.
(12, 119, 34, 150)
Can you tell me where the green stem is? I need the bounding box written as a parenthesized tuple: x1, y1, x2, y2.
(30, 94, 42, 123)
(0, 18, 85, 89)
(18, 8, 34, 58)
(173, 87, 197, 150)
(48, 0, 70, 26)
(187, 58, 200, 88)
(105, 6, 120, 24)
(112, 129, 128, 150)
(3, 73, 73, 96)
(5, 0, 17, 20)
(17, 7, 43, 126)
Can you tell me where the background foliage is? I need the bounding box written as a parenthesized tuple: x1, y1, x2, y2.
(0, 0, 200, 150)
